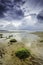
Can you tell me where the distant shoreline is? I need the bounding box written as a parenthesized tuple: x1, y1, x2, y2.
(0, 30, 43, 33)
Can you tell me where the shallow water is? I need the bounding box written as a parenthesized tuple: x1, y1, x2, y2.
(0, 32, 43, 63)
(3, 32, 39, 41)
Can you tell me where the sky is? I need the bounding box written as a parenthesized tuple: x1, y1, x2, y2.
(0, 0, 43, 31)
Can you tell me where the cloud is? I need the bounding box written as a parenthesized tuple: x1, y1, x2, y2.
(0, 4, 6, 18)
(0, 14, 43, 31)
(0, 20, 22, 30)
(0, 19, 10, 28)
(0, 0, 26, 19)
(23, 14, 37, 26)
(14, 0, 26, 5)
(4, 9, 24, 20)
(0, 0, 43, 31)
(37, 10, 43, 23)
(12, 21, 22, 28)
(27, 0, 43, 7)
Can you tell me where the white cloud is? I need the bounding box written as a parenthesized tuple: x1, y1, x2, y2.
(23, 15, 37, 26)
(0, 20, 10, 28)
(12, 21, 22, 28)
(0, 14, 37, 30)
(0, 14, 43, 31)
(0, 20, 22, 30)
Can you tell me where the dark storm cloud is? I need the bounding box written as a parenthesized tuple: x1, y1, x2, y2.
(37, 10, 43, 23)
(0, 0, 43, 31)
(0, 0, 26, 19)
(0, 2, 6, 18)
(14, 0, 25, 5)
(15, 9, 24, 19)
(0, 0, 43, 19)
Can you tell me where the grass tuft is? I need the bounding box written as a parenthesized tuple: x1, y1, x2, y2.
(15, 48, 31, 60)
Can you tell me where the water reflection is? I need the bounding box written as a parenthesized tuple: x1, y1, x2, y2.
(0, 32, 43, 60)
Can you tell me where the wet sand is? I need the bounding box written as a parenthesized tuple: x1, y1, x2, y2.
(0, 32, 43, 65)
